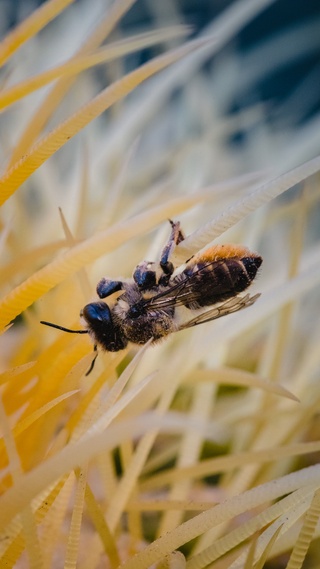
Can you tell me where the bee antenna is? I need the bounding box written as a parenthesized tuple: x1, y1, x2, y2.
(40, 321, 88, 334)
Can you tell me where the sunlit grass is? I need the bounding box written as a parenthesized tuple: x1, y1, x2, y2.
(0, 1, 320, 568)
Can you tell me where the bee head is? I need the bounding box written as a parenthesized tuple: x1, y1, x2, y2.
(81, 302, 128, 352)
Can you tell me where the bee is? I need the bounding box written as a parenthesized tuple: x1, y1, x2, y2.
(41, 220, 262, 374)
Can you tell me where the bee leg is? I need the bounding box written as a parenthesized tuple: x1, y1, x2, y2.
(159, 220, 186, 280)
(85, 345, 98, 376)
(96, 278, 123, 299)
(169, 219, 185, 245)
(133, 261, 157, 290)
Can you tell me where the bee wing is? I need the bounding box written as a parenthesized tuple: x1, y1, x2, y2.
(141, 278, 197, 309)
(142, 260, 227, 310)
(178, 293, 260, 330)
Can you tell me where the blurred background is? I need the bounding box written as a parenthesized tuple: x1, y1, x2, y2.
(1, 0, 320, 183)
(1, 0, 320, 158)
(1, 2, 320, 567)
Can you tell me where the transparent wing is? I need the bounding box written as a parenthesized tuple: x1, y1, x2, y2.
(141, 259, 228, 310)
(178, 293, 261, 330)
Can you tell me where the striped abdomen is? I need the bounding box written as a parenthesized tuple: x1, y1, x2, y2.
(176, 245, 262, 310)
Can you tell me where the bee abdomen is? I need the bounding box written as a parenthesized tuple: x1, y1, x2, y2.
(232, 256, 262, 293)
(181, 255, 262, 309)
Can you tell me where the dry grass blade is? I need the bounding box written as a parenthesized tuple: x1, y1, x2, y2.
(183, 486, 315, 569)
(173, 155, 320, 261)
(2, 390, 79, 442)
(140, 442, 320, 492)
(120, 468, 320, 569)
(0, 195, 202, 331)
(285, 488, 320, 569)
(188, 368, 299, 401)
(7, 0, 137, 165)
(0, 413, 217, 531)
(64, 466, 87, 569)
(252, 524, 283, 569)
(0, 26, 190, 112)
(84, 484, 120, 568)
(0, 396, 43, 568)
(0, 0, 75, 67)
(1, 1, 320, 566)
(0, 362, 36, 386)
(0, 37, 211, 207)
(158, 551, 187, 569)
(243, 536, 258, 569)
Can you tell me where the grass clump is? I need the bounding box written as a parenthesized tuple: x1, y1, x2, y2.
(0, 1, 320, 567)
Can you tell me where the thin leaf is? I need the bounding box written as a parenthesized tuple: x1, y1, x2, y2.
(0, 0, 75, 67)
(0, 37, 210, 207)
(0, 27, 190, 111)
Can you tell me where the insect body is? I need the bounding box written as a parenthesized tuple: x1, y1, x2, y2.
(41, 221, 262, 373)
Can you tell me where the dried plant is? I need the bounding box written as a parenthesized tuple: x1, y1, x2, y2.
(0, 1, 320, 568)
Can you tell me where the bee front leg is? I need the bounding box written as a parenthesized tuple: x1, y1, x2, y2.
(96, 278, 123, 299)
(85, 344, 98, 376)
(159, 220, 185, 280)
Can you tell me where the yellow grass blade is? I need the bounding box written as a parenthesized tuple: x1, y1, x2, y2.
(84, 483, 120, 568)
(7, 0, 137, 166)
(285, 488, 320, 569)
(64, 466, 87, 569)
(140, 441, 320, 491)
(0, 0, 75, 67)
(0, 27, 190, 112)
(0, 194, 203, 331)
(0, 362, 36, 386)
(0, 37, 210, 207)
(187, 368, 299, 402)
(173, 155, 320, 263)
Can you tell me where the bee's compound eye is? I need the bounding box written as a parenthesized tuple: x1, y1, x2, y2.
(81, 301, 128, 352)
(82, 302, 112, 325)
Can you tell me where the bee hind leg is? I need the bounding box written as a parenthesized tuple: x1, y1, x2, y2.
(159, 220, 185, 281)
